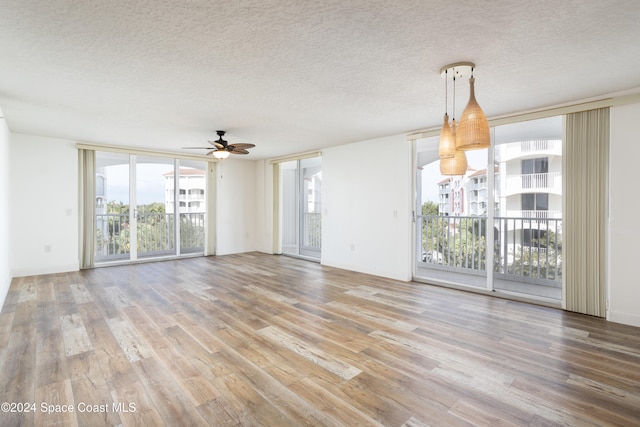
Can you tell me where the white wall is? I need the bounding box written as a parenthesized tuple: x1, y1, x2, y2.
(2, 105, 638, 327)
(0, 113, 11, 309)
(215, 159, 259, 255)
(321, 134, 413, 281)
(7, 136, 259, 276)
(10, 134, 79, 276)
(609, 102, 640, 327)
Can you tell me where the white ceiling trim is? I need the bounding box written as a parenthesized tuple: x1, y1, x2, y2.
(76, 142, 218, 163)
(407, 89, 640, 141)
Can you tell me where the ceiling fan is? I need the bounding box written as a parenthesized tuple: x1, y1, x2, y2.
(183, 130, 255, 159)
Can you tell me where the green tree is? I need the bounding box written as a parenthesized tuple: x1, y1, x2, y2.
(422, 201, 438, 216)
(508, 229, 562, 280)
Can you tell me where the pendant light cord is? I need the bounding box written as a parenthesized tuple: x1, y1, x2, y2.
(444, 69, 448, 115)
(452, 73, 456, 121)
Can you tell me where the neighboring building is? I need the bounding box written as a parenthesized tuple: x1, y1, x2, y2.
(496, 139, 562, 220)
(163, 168, 206, 213)
(495, 139, 562, 258)
(433, 139, 562, 274)
(468, 167, 497, 216)
(436, 139, 562, 221)
(437, 169, 476, 217)
(96, 170, 107, 215)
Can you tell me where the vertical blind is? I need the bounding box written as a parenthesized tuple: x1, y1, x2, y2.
(78, 149, 96, 269)
(563, 107, 609, 317)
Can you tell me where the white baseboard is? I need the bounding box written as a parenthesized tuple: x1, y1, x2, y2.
(11, 263, 79, 278)
(608, 310, 640, 328)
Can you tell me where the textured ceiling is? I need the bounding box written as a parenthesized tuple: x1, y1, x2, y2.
(1, 0, 640, 159)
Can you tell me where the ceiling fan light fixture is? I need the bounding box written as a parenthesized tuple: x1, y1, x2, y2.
(182, 130, 255, 158)
(212, 150, 231, 159)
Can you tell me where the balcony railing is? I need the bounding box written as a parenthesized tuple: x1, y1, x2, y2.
(302, 212, 322, 250)
(494, 216, 562, 284)
(419, 214, 562, 286)
(420, 215, 488, 272)
(505, 172, 561, 195)
(505, 210, 562, 219)
(96, 212, 205, 261)
(497, 139, 562, 162)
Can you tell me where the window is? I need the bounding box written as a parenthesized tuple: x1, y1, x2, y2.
(94, 152, 208, 263)
(522, 158, 549, 188)
(522, 157, 548, 174)
(522, 193, 549, 212)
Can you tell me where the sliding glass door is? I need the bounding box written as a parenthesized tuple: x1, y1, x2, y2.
(135, 156, 176, 259)
(95, 152, 207, 264)
(96, 152, 130, 261)
(415, 116, 563, 303)
(281, 157, 322, 260)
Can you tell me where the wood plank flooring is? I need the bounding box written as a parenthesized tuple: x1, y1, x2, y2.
(1, 252, 639, 426)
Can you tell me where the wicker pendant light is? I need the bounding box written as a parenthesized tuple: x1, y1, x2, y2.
(439, 148, 468, 176)
(456, 71, 490, 150)
(438, 113, 456, 159)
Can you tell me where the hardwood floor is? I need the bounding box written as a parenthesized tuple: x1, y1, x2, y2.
(1, 252, 639, 426)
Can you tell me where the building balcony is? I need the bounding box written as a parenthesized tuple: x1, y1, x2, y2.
(178, 194, 205, 201)
(504, 172, 561, 196)
(504, 210, 562, 219)
(497, 139, 562, 162)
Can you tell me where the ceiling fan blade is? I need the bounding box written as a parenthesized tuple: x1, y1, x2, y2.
(206, 140, 226, 148)
(228, 143, 255, 149)
(184, 131, 254, 157)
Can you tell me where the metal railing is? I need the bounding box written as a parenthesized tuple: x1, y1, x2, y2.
(302, 212, 322, 249)
(96, 212, 205, 261)
(505, 210, 562, 219)
(179, 212, 205, 254)
(419, 214, 562, 285)
(505, 172, 562, 194)
(96, 213, 130, 260)
(136, 213, 174, 257)
(494, 216, 562, 284)
(420, 215, 488, 273)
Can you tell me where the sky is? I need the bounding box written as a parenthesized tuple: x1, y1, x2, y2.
(104, 163, 175, 205)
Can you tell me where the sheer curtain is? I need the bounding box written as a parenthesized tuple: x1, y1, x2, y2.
(78, 149, 95, 269)
(563, 108, 609, 317)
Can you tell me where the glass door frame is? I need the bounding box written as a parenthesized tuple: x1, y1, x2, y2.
(95, 151, 209, 265)
(276, 155, 322, 261)
(412, 116, 563, 305)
